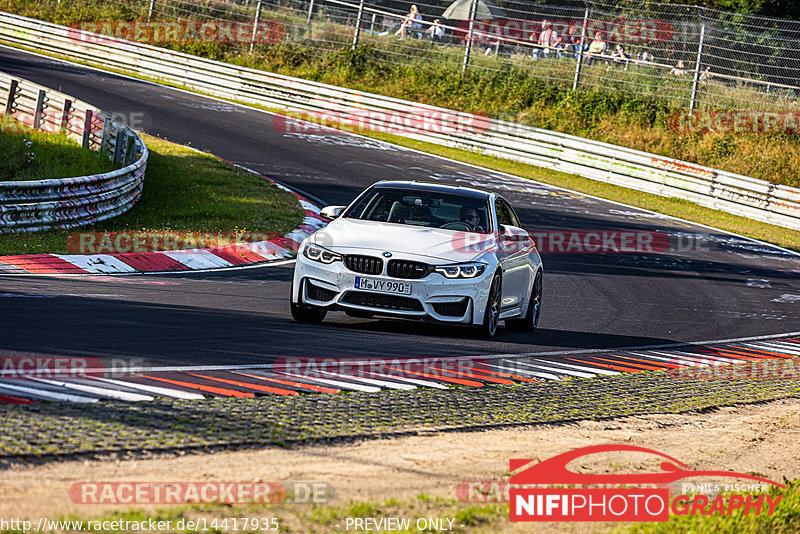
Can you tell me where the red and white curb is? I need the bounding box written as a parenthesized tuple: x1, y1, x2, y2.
(0, 181, 325, 275)
(1, 336, 798, 404)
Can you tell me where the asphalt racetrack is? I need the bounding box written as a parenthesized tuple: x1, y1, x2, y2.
(1, 46, 799, 368)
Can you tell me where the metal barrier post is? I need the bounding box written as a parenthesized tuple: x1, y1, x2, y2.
(33, 89, 46, 130)
(3, 79, 18, 128)
(351, 0, 365, 51)
(689, 9, 707, 112)
(113, 130, 127, 166)
(572, 3, 590, 91)
(82, 110, 93, 149)
(306, 0, 315, 25)
(60, 99, 72, 134)
(461, 0, 478, 75)
(125, 134, 137, 166)
(250, 0, 263, 53)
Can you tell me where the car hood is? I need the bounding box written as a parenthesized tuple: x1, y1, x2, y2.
(312, 219, 492, 263)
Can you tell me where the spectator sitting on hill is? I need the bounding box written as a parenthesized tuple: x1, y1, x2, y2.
(396, 5, 423, 40)
(425, 19, 445, 42)
(586, 31, 606, 64)
(612, 44, 629, 64)
(636, 49, 653, 65)
(564, 24, 582, 56)
(670, 60, 687, 76)
(537, 20, 562, 58)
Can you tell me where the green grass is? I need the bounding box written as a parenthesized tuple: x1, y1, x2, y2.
(0, 134, 304, 254)
(0, 119, 115, 181)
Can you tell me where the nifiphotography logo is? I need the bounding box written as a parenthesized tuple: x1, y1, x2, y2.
(507, 445, 784, 522)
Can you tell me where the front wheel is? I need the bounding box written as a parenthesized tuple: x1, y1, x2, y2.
(290, 301, 327, 324)
(479, 273, 502, 338)
(507, 271, 542, 332)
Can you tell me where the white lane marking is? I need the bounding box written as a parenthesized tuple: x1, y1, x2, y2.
(319, 371, 415, 390)
(664, 350, 742, 365)
(505, 360, 595, 378)
(494, 361, 560, 381)
(53, 254, 137, 274)
(474, 362, 553, 380)
(525, 359, 619, 376)
(0, 382, 98, 403)
(235, 241, 288, 260)
(163, 251, 234, 270)
(742, 341, 800, 356)
(648, 351, 716, 366)
(627, 351, 705, 367)
(772, 294, 800, 303)
(93, 377, 205, 399)
(360, 372, 448, 389)
(27, 378, 154, 401)
(271, 372, 380, 393)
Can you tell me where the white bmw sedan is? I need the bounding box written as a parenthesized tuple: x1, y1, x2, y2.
(290, 181, 542, 337)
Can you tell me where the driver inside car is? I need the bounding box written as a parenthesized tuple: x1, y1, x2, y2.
(459, 206, 484, 232)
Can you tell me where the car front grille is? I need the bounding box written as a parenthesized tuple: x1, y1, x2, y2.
(305, 280, 337, 301)
(341, 291, 423, 312)
(432, 299, 469, 317)
(387, 259, 431, 279)
(343, 255, 383, 275)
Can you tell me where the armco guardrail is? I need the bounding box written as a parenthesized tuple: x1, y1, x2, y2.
(0, 69, 147, 232)
(1, 11, 797, 231)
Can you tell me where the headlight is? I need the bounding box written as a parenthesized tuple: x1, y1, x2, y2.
(303, 244, 342, 264)
(434, 262, 487, 279)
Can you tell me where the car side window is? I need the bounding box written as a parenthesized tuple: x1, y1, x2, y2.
(506, 201, 521, 227)
(495, 198, 515, 227)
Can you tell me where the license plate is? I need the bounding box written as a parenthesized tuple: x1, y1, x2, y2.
(354, 277, 411, 295)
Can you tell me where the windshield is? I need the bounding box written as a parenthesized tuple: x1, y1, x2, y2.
(343, 187, 492, 233)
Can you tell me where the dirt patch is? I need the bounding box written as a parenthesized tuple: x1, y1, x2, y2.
(1, 398, 798, 527)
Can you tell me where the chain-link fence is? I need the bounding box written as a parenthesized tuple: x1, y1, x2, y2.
(65, 0, 800, 111)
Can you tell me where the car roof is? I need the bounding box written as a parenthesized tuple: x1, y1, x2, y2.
(371, 180, 492, 199)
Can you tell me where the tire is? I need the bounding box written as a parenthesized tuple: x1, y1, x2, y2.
(479, 273, 502, 338)
(507, 271, 542, 332)
(290, 301, 327, 324)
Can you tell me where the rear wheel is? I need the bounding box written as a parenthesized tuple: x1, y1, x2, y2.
(507, 271, 542, 332)
(479, 273, 502, 338)
(290, 301, 327, 324)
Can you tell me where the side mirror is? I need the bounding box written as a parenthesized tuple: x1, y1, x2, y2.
(320, 205, 345, 220)
(499, 225, 531, 251)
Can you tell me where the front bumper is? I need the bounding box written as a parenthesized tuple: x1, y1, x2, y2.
(291, 254, 494, 325)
